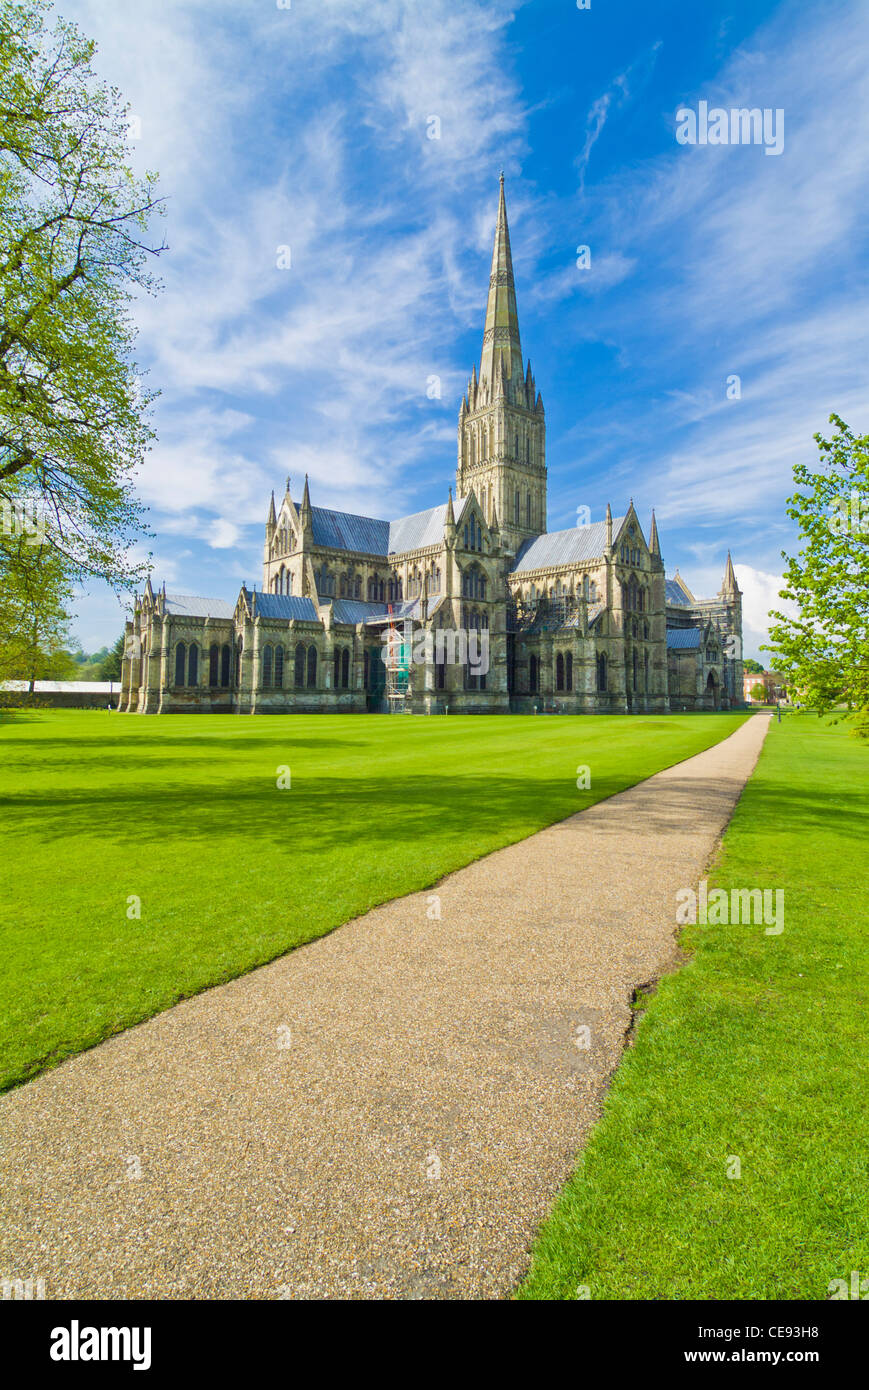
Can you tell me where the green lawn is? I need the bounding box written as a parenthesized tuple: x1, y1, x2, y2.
(0, 708, 746, 1092)
(517, 713, 869, 1300)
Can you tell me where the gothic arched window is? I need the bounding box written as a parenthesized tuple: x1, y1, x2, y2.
(556, 652, 565, 691)
(263, 644, 273, 688)
(307, 645, 317, 688)
(566, 652, 573, 690)
(209, 642, 219, 685)
(342, 647, 350, 689)
(461, 564, 486, 600)
(275, 645, 284, 688)
(294, 642, 305, 687)
(175, 642, 186, 686)
(596, 652, 607, 693)
(188, 643, 198, 686)
(529, 653, 539, 694)
(220, 644, 231, 688)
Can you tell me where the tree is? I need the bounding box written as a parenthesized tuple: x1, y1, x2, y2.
(98, 632, 124, 681)
(764, 415, 869, 733)
(0, 0, 163, 595)
(750, 682, 767, 704)
(743, 658, 764, 674)
(0, 531, 75, 686)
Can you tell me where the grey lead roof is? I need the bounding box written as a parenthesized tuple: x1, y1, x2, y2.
(666, 627, 702, 649)
(388, 503, 450, 553)
(302, 501, 450, 556)
(510, 519, 625, 573)
(330, 599, 388, 625)
(163, 594, 235, 619)
(253, 594, 318, 621)
(308, 505, 391, 555)
(665, 577, 693, 606)
(361, 596, 445, 625)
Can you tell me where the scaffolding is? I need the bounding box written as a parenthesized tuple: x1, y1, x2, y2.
(383, 606, 412, 712)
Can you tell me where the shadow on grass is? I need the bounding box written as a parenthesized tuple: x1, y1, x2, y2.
(4, 763, 867, 858)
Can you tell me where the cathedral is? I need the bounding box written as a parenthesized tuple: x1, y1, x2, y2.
(120, 178, 743, 716)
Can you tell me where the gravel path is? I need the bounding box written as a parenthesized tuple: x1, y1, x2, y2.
(0, 715, 770, 1300)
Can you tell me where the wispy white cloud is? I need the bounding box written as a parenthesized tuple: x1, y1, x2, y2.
(574, 41, 663, 191)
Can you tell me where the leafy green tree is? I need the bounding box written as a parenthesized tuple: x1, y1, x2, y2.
(0, 533, 75, 686)
(764, 415, 869, 733)
(98, 633, 124, 681)
(0, 0, 163, 593)
(743, 658, 764, 674)
(750, 682, 767, 704)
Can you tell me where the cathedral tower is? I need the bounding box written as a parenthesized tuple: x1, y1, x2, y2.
(456, 176, 546, 556)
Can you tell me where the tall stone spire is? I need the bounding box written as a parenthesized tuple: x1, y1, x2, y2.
(649, 509, 660, 557)
(721, 550, 739, 594)
(456, 176, 545, 552)
(479, 174, 523, 394)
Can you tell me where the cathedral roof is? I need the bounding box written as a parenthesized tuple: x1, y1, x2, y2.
(253, 594, 318, 620)
(665, 576, 694, 606)
(305, 504, 391, 554)
(388, 503, 450, 553)
(510, 519, 624, 573)
(293, 501, 451, 557)
(666, 627, 702, 649)
(163, 594, 235, 619)
(359, 596, 445, 625)
(330, 598, 387, 624)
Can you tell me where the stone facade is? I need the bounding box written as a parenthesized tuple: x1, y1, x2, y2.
(120, 178, 743, 717)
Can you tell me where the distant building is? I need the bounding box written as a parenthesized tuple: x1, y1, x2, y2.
(120, 179, 743, 716)
(1, 681, 119, 708)
(743, 671, 790, 703)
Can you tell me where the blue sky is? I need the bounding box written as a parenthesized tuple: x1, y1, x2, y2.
(62, 0, 869, 661)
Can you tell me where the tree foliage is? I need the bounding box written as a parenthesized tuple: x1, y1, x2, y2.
(0, 531, 74, 684)
(764, 415, 869, 733)
(0, 0, 163, 591)
(98, 631, 123, 680)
